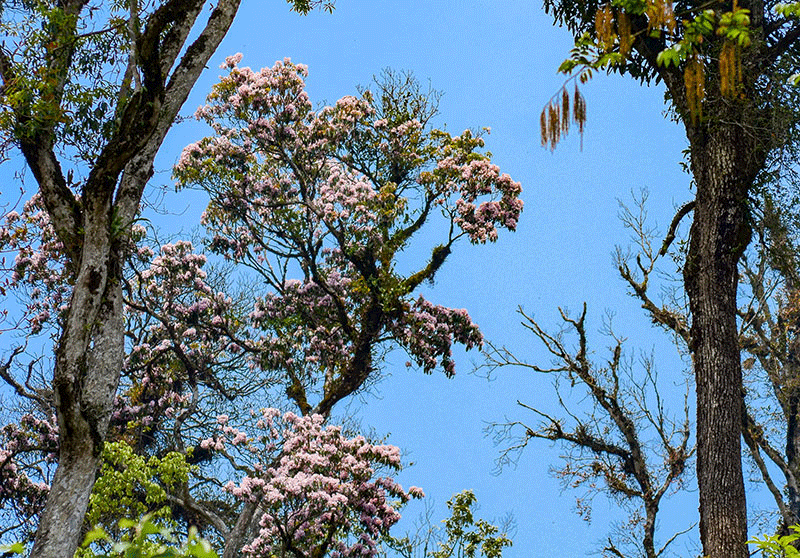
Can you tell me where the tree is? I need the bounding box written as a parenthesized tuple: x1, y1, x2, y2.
(0, 1, 332, 556)
(537, 0, 800, 554)
(138, 60, 518, 556)
(172, 58, 522, 417)
(84, 410, 423, 558)
(489, 187, 800, 555)
(388, 491, 512, 558)
(0, 59, 522, 556)
(207, 410, 422, 558)
(482, 190, 699, 557)
(734, 193, 800, 534)
(487, 304, 693, 558)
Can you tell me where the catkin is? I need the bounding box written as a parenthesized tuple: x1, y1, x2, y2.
(618, 11, 632, 57)
(595, 4, 616, 51)
(684, 55, 705, 124)
(719, 41, 741, 98)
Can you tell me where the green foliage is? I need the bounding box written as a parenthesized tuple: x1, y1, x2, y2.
(0, 1, 127, 161)
(288, 0, 336, 14)
(430, 491, 511, 558)
(656, 7, 751, 68)
(86, 442, 192, 534)
(543, 0, 758, 144)
(79, 515, 217, 558)
(775, 2, 800, 18)
(749, 526, 800, 557)
(388, 491, 512, 558)
(0, 542, 24, 555)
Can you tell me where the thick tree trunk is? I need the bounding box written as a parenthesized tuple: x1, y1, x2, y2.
(223, 501, 261, 558)
(684, 121, 756, 558)
(30, 448, 100, 555)
(30, 207, 125, 557)
(20, 2, 243, 555)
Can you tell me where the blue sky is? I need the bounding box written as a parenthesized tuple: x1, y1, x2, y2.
(148, 1, 710, 556)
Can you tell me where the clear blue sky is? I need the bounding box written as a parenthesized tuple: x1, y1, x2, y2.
(148, 1, 713, 556)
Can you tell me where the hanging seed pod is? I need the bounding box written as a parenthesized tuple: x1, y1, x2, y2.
(646, 0, 676, 35)
(540, 109, 548, 147)
(684, 54, 705, 124)
(617, 11, 633, 57)
(539, 81, 588, 150)
(549, 103, 560, 150)
(574, 83, 587, 148)
(595, 3, 616, 51)
(718, 40, 742, 98)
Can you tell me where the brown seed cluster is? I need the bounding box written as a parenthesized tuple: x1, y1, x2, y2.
(646, 0, 676, 35)
(684, 54, 706, 125)
(719, 40, 742, 98)
(595, 3, 617, 51)
(541, 0, 749, 147)
(540, 83, 586, 151)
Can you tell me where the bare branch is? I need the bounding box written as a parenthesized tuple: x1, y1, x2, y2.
(659, 201, 695, 257)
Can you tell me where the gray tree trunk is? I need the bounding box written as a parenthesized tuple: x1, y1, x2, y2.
(10, 2, 245, 556)
(685, 115, 765, 558)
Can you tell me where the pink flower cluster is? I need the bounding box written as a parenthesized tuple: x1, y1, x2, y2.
(390, 296, 483, 377)
(0, 414, 58, 534)
(203, 409, 420, 558)
(120, 240, 247, 436)
(421, 130, 523, 244)
(0, 194, 71, 335)
(172, 57, 523, 393)
(248, 272, 357, 374)
(127, 241, 238, 364)
(175, 57, 522, 256)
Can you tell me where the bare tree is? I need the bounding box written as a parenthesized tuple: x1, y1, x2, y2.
(487, 303, 693, 558)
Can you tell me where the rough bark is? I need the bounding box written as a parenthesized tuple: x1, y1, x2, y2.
(5, 2, 245, 556)
(222, 501, 261, 558)
(785, 340, 800, 523)
(31, 281, 124, 556)
(684, 116, 764, 558)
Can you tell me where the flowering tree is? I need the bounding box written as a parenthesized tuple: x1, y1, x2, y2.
(0, 58, 521, 557)
(174, 58, 523, 416)
(0, 2, 334, 557)
(207, 409, 422, 558)
(0, 413, 58, 544)
(105, 60, 521, 556)
(536, 0, 800, 552)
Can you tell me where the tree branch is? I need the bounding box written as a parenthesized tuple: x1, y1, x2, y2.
(659, 201, 695, 257)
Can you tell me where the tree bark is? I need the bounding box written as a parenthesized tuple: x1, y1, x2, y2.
(16, 2, 244, 556)
(684, 118, 760, 558)
(30, 278, 124, 557)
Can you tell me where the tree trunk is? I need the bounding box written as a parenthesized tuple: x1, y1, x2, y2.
(223, 501, 262, 558)
(684, 120, 757, 558)
(782, 335, 800, 527)
(20, 2, 244, 555)
(29, 196, 125, 556)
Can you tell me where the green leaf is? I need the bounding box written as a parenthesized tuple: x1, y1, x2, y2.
(140, 520, 164, 537)
(82, 526, 110, 546)
(0, 542, 25, 555)
(558, 59, 578, 74)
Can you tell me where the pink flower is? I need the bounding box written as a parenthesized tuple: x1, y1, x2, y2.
(221, 52, 243, 69)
